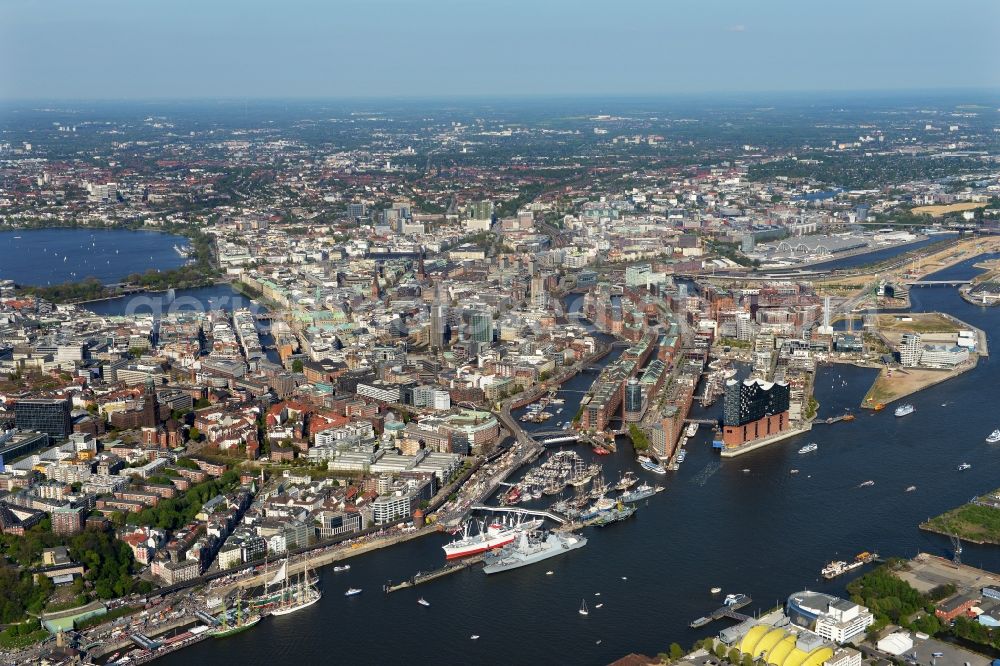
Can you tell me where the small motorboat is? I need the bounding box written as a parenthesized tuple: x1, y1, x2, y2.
(579, 600, 589, 616)
(418, 597, 430, 607)
(595, 603, 604, 609)
(710, 587, 722, 594)
(470, 635, 480, 640)
(345, 587, 362, 596)
(545, 571, 554, 575)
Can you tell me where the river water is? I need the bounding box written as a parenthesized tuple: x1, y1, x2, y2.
(150, 259, 1000, 665)
(0, 229, 188, 286)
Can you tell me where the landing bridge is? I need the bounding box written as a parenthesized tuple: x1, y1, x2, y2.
(470, 504, 567, 524)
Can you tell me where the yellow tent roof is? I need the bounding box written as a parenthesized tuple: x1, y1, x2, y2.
(800, 647, 834, 666)
(782, 647, 811, 666)
(739, 625, 772, 656)
(766, 635, 797, 666)
(755, 628, 788, 659)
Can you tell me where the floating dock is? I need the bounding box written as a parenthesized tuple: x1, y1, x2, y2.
(384, 555, 483, 593)
(689, 596, 753, 628)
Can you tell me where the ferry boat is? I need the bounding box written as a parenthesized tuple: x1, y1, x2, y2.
(821, 552, 878, 580)
(894, 404, 915, 417)
(987, 429, 1000, 443)
(640, 460, 666, 475)
(958, 462, 972, 471)
(798, 442, 818, 454)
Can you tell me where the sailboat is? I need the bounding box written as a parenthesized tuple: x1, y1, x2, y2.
(269, 558, 322, 616)
(213, 592, 260, 638)
(579, 599, 589, 616)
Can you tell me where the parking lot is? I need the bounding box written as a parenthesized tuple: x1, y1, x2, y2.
(900, 633, 991, 666)
(898, 553, 1000, 596)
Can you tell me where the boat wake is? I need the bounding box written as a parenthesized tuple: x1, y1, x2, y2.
(690, 461, 722, 487)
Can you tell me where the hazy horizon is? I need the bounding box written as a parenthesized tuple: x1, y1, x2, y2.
(2, 0, 999, 101)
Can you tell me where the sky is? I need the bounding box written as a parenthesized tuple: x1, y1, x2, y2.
(1, 0, 999, 100)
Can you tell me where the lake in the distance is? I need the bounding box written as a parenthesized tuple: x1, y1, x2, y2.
(0, 228, 188, 286)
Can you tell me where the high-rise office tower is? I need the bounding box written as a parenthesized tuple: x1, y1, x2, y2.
(14, 398, 72, 438)
(470, 311, 493, 344)
(530, 275, 548, 309)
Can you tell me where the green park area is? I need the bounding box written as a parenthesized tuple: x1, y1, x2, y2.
(921, 489, 1000, 544)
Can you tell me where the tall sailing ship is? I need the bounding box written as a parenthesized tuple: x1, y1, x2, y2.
(213, 592, 261, 638)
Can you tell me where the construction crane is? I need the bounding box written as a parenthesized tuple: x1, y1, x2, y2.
(951, 534, 963, 565)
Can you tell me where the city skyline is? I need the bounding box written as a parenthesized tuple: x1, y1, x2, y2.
(2, 0, 999, 100)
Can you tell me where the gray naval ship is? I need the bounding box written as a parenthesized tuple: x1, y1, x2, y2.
(482, 530, 587, 574)
(618, 482, 663, 503)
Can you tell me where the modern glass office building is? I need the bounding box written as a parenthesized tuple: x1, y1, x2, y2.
(13, 399, 72, 438)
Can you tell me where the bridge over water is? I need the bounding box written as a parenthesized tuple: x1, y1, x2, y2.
(470, 504, 567, 524)
(904, 279, 971, 286)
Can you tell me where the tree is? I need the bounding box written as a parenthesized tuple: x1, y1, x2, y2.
(728, 648, 741, 664)
(628, 424, 650, 451)
(292, 359, 304, 373)
(188, 427, 201, 442)
(714, 643, 726, 659)
(669, 643, 685, 660)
